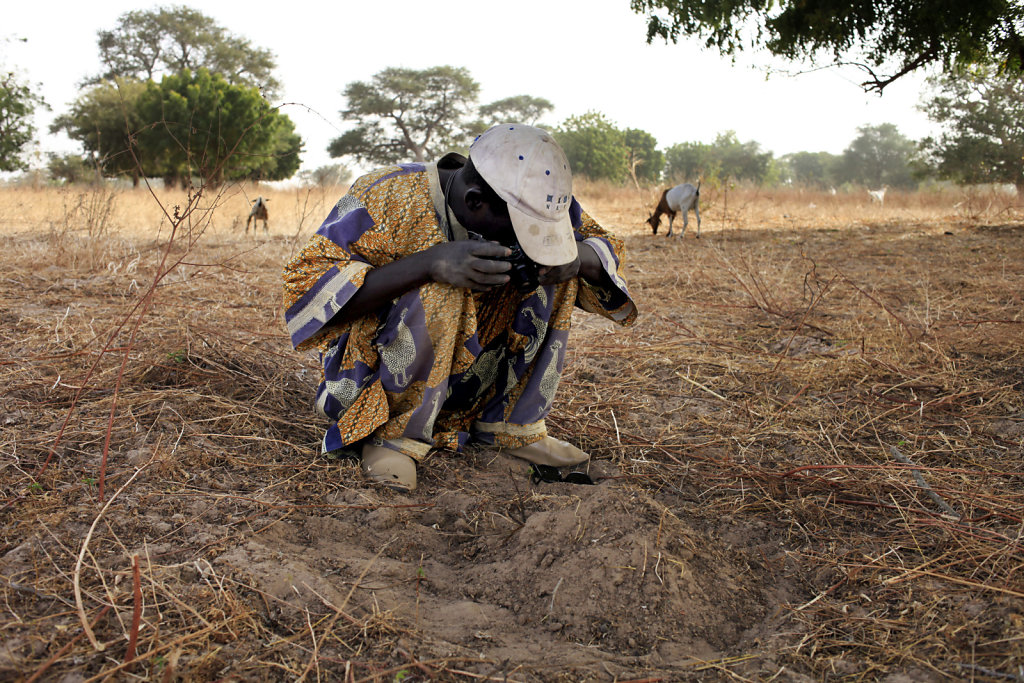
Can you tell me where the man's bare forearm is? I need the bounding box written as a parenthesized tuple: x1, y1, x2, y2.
(326, 241, 513, 328)
(327, 251, 435, 327)
(578, 242, 613, 288)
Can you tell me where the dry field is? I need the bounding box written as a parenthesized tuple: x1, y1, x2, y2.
(0, 180, 1022, 682)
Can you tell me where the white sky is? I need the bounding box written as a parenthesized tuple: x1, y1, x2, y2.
(5, 0, 940, 174)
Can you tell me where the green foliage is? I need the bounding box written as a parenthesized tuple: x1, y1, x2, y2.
(93, 5, 280, 97)
(55, 71, 300, 186)
(624, 128, 664, 182)
(478, 95, 554, 128)
(50, 78, 147, 184)
(711, 132, 772, 183)
(556, 111, 629, 181)
(664, 131, 773, 184)
(329, 66, 480, 165)
(663, 141, 707, 183)
(920, 67, 1024, 190)
(629, 0, 1024, 92)
(46, 153, 99, 185)
(133, 69, 301, 187)
(0, 69, 48, 172)
(781, 151, 841, 187)
(834, 123, 917, 188)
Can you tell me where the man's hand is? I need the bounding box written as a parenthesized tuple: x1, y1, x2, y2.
(537, 257, 580, 286)
(427, 240, 512, 291)
(537, 242, 603, 286)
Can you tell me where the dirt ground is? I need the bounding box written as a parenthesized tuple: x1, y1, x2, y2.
(1, 184, 1022, 681)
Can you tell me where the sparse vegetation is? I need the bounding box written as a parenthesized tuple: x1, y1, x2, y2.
(1, 181, 1021, 679)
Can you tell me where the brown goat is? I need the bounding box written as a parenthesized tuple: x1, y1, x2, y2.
(245, 196, 269, 234)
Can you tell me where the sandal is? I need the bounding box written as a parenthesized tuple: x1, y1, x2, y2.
(361, 444, 417, 492)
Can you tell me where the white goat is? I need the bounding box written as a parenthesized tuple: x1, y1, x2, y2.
(648, 182, 701, 238)
(246, 196, 269, 234)
(868, 186, 887, 206)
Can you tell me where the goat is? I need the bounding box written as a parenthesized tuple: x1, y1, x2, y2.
(868, 186, 887, 206)
(647, 182, 701, 238)
(245, 196, 269, 234)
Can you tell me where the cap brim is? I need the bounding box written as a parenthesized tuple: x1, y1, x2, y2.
(507, 203, 578, 266)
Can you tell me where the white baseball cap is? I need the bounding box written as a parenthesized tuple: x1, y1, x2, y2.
(469, 123, 578, 266)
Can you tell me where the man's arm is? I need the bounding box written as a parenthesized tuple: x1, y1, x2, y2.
(327, 240, 512, 327)
(535, 242, 611, 288)
(578, 242, 613, 287)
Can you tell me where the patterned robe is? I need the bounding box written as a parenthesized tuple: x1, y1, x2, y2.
(283, 159, 637, 460)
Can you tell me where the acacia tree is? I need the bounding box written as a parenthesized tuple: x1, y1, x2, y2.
(133, 69, 301, 187)
(328, 66, 480, 165)
(629, 0, 1024, 92)
(92, 5, 280, 97)
(921, 67, 1024, 192)
(478, 95, 554, 127)
(0, 68, 47, 172)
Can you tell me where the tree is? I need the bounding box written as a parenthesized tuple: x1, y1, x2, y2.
(664, 141, 711, 182)
(328, 66, 480, 165)
(0, 68, 47, 172)
(478, 95, 554, 127)
(623, 128, 664, 182)
(133, 68, 301, 187)
(781, 151, 841, 187)
(556, 112, 629, 181)
(299, 163, 353, 187)
(664, 132, 773, 184)
(47, 153, 99, 184)
(92, 5, 280, 97)
(835, 123, 917, 188)
(709, 131, 773, 183)
(920, 67, 1024, 191)
(629, 0, 1024, 93)
(50, 78, 147, 184)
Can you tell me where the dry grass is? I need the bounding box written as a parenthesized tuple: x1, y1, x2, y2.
(1, 180, 1022, 681)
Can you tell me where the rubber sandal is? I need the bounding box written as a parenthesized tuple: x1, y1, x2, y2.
(361, 444, 417, 492)
(506, 436, 590, 467)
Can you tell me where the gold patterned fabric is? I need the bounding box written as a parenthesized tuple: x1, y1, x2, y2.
(283, 160, 636, 459)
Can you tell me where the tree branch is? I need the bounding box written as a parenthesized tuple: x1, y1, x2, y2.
(853, 47, 941, 94)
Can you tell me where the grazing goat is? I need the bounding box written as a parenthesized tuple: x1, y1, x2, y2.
(245, 196, 269, 234)
(648, 182, 701, 238)
(868, 186, 887, 206)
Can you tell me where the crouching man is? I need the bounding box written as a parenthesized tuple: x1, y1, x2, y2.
(283, 124, 637, 491)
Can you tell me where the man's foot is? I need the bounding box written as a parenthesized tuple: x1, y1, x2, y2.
(505, 436, 590, 467)
(361, 444, 417, 492)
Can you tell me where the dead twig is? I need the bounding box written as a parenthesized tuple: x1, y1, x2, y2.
(890, 446, 960, 519)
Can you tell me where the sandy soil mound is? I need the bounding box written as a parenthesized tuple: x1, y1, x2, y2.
(209, 451, 801, 680)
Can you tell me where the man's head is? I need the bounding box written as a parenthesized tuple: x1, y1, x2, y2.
(459, 123, 577, 267)
(447, 155, 518, 247)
